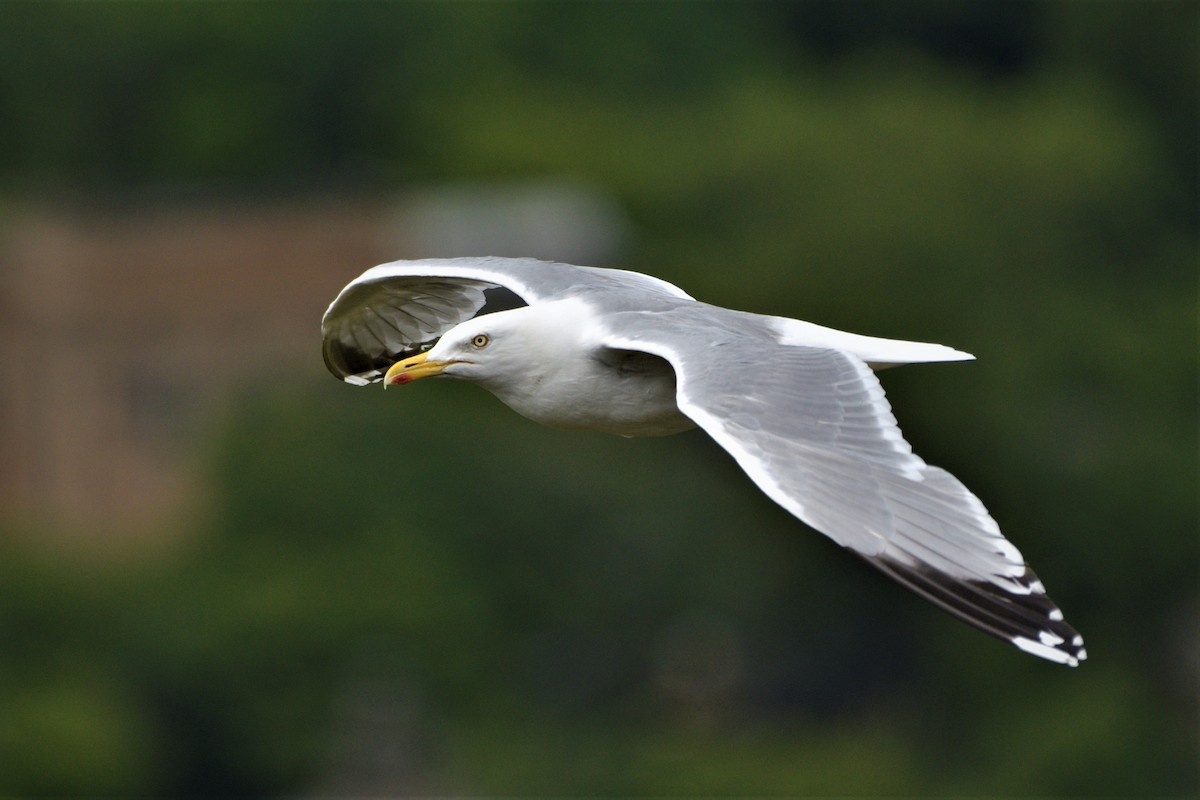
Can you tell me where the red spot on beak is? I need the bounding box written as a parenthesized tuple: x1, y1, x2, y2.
(391, 373, 412, 385)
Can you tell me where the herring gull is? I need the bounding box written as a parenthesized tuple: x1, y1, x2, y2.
(322, 257, 1086, 666)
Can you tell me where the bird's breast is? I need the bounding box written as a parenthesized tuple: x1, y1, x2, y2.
(483, 350, 695, 437)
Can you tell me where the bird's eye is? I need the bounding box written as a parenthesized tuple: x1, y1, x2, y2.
(471, 334, 490, 349)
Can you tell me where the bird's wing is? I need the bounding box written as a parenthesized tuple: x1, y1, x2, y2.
(602, 314, 1085, 666)
(322, 257, 692, 384)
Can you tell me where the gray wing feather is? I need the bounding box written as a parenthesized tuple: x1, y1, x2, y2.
(603, 310, 1085, 665)
(323, 278, 495, 383)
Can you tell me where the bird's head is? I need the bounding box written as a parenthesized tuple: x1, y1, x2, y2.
(384, 305, 560, 389)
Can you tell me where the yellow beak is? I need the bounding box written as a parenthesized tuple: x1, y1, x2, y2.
(384, 352, 451, 386)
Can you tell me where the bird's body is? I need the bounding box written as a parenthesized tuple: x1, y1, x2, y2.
(322, 257, 1086, 667)
(436, 297, 695, 436)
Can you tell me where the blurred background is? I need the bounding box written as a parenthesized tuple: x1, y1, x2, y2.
(0, 1, 1195, 795)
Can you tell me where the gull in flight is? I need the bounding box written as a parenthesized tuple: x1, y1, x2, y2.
(322, 257, 1086, 666)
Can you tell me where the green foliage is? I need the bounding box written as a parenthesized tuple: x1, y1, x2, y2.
(0, 1, 1195, 796)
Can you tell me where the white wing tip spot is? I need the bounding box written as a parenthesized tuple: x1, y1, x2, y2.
(1013, 635, 1081, 667)
(1038, 630, 1065, 647)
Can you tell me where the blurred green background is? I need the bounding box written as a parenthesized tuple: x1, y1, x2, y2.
(0, 1, 1195, 795)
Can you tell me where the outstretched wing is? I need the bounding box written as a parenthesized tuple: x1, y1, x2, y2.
(603, 312, 1086, 666)
(322, 257, 693, 384)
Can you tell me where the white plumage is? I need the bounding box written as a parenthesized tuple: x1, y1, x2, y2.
(322, 257, 1086, 666)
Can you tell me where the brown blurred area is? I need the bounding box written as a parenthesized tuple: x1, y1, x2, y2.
(0, 201, 390, 539)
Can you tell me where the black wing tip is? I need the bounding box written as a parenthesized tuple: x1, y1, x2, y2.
(869, 556, 1087, 667)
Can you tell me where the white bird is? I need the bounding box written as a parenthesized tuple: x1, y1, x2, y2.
(322, 257, 1086, 666)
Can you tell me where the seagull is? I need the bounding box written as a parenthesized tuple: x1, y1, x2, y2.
(322, 257, 1086, 666)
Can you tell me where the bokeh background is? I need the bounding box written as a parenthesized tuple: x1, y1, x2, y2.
(0, 2, 1195, 796)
